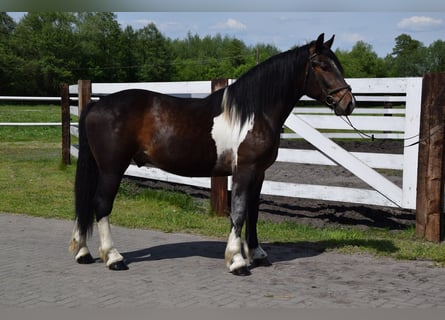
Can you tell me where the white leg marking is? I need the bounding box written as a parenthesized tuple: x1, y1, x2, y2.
(97, 216, 124, 267)
(211, 88, 255, 169)
(225, 227, 247, 272)
(69, 220, 91, 261)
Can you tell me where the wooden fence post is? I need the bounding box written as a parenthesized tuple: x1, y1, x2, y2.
(416, 73, 445, 242)
(210, 79, 229, 217)
(77, 79, 91, 116)
(61, 83, 70, 165)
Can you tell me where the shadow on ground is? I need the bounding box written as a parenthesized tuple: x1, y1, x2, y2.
(122, 237, 397, 267)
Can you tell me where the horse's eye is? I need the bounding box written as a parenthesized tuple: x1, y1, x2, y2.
(314, 60, 329, 71)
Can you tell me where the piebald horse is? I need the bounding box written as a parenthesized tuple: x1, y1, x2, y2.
(69, 34, 355, 275)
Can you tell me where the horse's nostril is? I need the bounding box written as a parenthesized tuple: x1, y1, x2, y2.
(346, 101, 355, 115)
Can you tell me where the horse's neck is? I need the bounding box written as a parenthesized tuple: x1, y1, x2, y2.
(260, 54, 307, 129)
(221, 47, 307, 131)
(259, 88, 302, 132)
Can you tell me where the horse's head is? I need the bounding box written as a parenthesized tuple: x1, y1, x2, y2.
(303, 33, 355, 116)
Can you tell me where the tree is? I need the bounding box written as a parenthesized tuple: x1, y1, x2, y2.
(387, 34, 427, 77)
(426, 40, 445, 73)
(11, 12, 445, 95)
(170, 33, 279, 81)
(225, 38, 246, 68)
(0, 13, 18, 95)
(10, 12, 78, 95)
(75, 12, 124, 82)
(134, 23, 175, 81)
(171, 33, 221, 80)
(119, 26, 139, 82)
(335, 41, 385, 78)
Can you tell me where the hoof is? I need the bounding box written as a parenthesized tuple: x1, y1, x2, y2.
(108, 260, 129, 271)
(231, 266, 251, 276)
(76, 253, 95, 264)
(251, 257, 272, 268)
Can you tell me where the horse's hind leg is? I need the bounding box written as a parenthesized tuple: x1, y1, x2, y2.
(94, 171, 128, 270)
(97, 216, 127, 270)
(69, 223, 94, 264)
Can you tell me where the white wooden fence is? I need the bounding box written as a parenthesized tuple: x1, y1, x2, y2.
(0, 96, 62, 126)
(69, 78, 422, 210)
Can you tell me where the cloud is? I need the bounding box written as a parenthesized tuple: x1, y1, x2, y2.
(211, 18, 247, 31)
(135, 19, 156, 26)
(340, 33, 365, 43)
(397, 16, 443, 31)
(130, 19, 183, 34)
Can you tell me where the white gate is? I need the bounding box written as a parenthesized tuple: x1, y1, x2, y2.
(279, 78, 422, 209)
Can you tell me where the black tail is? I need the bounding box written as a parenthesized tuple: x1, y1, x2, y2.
(74, 102, 98, 237)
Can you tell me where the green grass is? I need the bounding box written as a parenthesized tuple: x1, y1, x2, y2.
(0, 105, 62, 142)
(1, 104, 445, 266)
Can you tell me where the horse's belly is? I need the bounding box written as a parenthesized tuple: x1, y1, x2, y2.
(139, 141, 220, 178)
(157, 158, 220, 177)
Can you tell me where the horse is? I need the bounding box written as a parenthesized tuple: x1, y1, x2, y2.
(69, 33, 355, 275)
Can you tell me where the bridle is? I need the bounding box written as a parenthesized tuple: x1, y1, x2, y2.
(303, 52, 352, 111)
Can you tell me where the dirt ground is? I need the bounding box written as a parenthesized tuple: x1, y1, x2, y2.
(128, 139, 415, 231)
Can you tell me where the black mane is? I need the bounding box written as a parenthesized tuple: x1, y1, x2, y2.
(222, 43, 310, 124)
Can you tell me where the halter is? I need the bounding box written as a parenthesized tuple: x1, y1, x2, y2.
(304, 52, 352, 112)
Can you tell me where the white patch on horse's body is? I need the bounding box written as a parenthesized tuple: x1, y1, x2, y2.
(211, 88, 255, 170)
(97, 216, 124, 267)
(224, 227, 248, 272)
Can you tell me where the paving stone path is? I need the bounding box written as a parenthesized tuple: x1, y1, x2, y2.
(1, 213, 444, 308)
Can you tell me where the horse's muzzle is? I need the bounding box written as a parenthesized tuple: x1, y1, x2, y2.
(334, 94, 356, 116)
(344, 99, 355, 116)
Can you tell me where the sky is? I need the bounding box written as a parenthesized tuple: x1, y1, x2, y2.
(6, 0, 445, 58)
(114, 12, 445, 57)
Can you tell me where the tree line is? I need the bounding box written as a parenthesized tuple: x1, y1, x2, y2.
(1, 12, 444, 96)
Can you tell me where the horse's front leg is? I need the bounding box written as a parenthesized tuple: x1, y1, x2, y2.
(225, 167, 253, 276)
(245, 171, 271, 268)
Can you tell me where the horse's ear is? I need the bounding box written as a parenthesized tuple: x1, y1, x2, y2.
(324, 35, 335, 49)
(316, 33, 325, 51)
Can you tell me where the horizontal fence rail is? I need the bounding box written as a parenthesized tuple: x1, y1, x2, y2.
(0, 96, 62, 127)
(0, 122, 66, 126)
(67, 78, 422, 211)
(0, 96, 60, 102)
